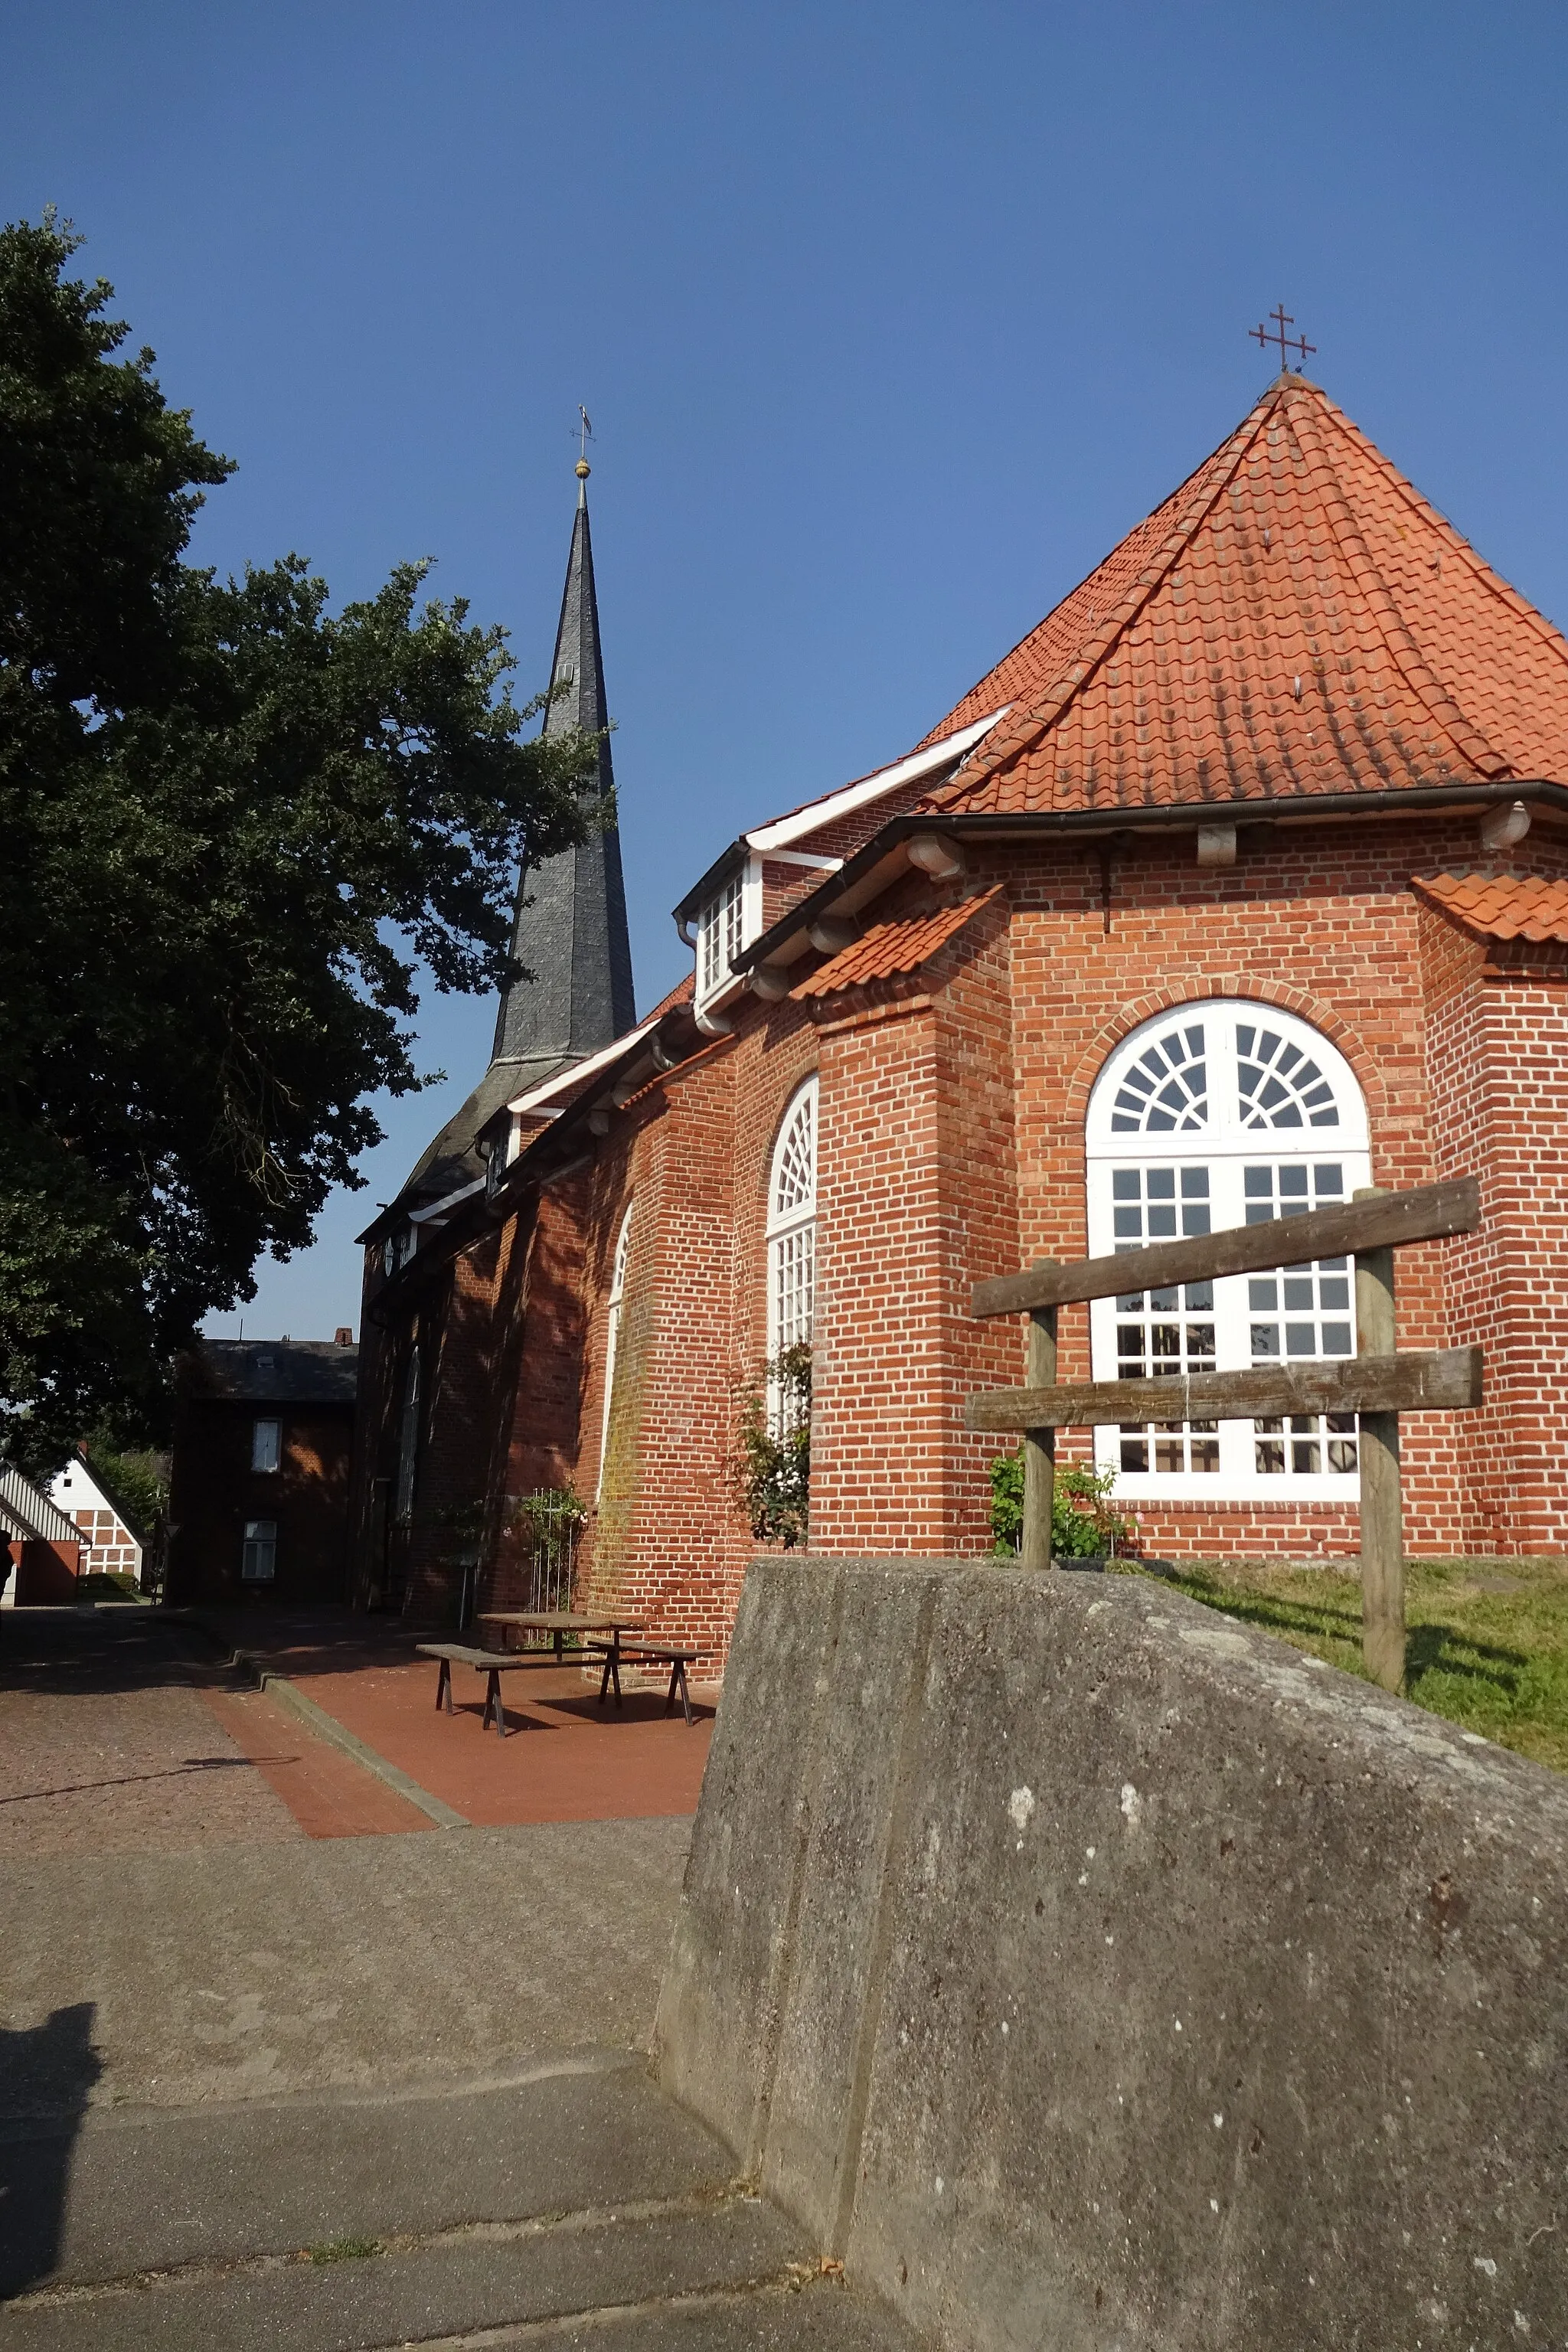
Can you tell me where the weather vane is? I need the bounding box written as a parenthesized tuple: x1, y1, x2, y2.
(576, 405, 594, 461)
(1250, 305, 1315, 371)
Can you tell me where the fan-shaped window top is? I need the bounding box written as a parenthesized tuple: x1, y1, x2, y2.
(609, 1202, 634, 1300)
(1109, 1023, 1209, 1134)
(771, 1085, 816, 1220)
(1236, 1022, 1340, 1129)
(767, 1079, 818, 1370)
(1084, 1001, 1370, 1503)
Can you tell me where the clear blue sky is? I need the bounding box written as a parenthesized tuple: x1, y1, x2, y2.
(5, 2, 1566, 1338)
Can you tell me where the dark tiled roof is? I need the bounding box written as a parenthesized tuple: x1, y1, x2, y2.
(184, 1340, 359, 1406)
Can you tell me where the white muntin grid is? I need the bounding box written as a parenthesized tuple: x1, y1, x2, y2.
(766, 1079, 818, 1433)
(1085, 1004, 1372, 1502)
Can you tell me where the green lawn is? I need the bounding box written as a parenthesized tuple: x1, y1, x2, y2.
(1124, 1554, 1568, 1775)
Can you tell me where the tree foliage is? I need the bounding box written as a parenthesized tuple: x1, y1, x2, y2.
(0, 214, 599, 1468)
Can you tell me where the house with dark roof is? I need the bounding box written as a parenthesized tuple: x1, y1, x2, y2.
(349, 375, 1568, 1652)
(167, 1336, 358, 1606)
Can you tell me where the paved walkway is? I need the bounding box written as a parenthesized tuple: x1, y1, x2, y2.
(190, 1606, 719, 1830)
(0, 1609, 427, 1857)
(0, 1609, 916, 2349)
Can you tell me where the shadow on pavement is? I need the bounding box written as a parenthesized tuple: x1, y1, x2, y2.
(0, 2002, 101, 2298)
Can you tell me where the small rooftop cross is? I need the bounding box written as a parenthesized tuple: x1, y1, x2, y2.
(1250, 304, 1316, 371)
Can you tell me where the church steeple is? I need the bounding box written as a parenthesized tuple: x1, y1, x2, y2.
(491, 460, 635, 1081)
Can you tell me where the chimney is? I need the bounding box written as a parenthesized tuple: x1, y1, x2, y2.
(335, 1327, 354, 1345)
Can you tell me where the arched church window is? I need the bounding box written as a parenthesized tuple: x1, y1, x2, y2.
(766, 1080, 817, 1421)
(394, 1350, 421, 1526)
(1084, 1004, 1370, 1499)
(597, 1202, 633, 1501)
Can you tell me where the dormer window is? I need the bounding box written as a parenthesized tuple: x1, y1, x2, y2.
(697, 871, 745, 1002)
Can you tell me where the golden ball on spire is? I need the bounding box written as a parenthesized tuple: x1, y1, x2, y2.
(575, 458, 591, 479)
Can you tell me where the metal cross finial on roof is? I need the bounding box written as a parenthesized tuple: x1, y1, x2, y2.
(1250, 305, 1316, 371)
(573, 406, 594, 503)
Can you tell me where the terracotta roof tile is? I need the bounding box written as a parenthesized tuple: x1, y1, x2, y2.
(792, 889, 1001, 999)
(1410, 871, 1568, 945)
(913, 375, 1568, 820)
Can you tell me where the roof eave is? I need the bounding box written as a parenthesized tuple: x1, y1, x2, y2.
(732, 779, 1568, 976)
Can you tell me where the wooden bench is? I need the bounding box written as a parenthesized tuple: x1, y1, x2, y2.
(592, 1643, 705, 1725)
(416, 1642, 544, 1740)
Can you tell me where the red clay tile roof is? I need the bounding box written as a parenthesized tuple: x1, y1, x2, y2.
(915, 374, 1568, 820)
(1411, 871, 1568, 945)
(792, 889, 1001, 999)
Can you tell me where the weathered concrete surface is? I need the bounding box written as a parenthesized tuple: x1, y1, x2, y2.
(656, 1557, 1568, 2352)
(2, 2054, 724, 2290)
(1, 1818, 690, 2115)
(0, 2060, 916, 2352)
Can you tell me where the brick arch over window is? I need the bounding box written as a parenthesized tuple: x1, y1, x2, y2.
(1082, 999, 1372, 1504)
(1063, 981, 1386, 1138)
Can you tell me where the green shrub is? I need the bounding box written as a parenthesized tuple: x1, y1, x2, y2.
(988, 1451, 1135, 1559)
(737, 1345, 812, 1549)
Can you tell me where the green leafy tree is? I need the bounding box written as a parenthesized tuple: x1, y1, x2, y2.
(0, 214, 599, 1468)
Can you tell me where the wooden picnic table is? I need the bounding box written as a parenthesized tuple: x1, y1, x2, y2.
(476, 1611, 647, 1705)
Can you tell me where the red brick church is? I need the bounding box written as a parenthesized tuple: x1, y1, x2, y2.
(348, 371, 1568, 1656)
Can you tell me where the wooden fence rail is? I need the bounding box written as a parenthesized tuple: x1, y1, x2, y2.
(965, 1179, 1484, 1693)
(970, 1178, 1479, 1318)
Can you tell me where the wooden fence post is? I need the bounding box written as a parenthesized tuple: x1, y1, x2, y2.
(1020, 1267, 1058, 1570)
(1354, 1187, 1405, 1694)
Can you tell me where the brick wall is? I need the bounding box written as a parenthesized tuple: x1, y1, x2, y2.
(347, 812, 1568, 1668)
(168, 1399, 353, 1605)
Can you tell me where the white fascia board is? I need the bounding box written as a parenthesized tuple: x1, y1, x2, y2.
(408, 1176, 486, 1226)
(760, 848, 844, 872)
(505, 1018, 660, 1116)
(743, 708, 1010, 856)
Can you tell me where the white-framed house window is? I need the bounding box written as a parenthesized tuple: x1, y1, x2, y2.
(1085, 1004, 1371, 1501)
(597, 1202, 634, 1501)
(251, 1418, 281, 1474)
(766, 1079, 817, 1428)
(694, 859, 764, 1014)
(241, 1519, 277, 1581)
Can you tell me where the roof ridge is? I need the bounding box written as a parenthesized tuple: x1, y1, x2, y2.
(921, 381, 1285, 812)
(1307, 383, 1568, 676)
(1284, 386, 1511, 781)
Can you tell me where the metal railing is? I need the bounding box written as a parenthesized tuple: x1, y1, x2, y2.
(513, 1489, 584, 1616)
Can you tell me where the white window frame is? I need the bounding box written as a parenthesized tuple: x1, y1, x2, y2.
(597, 1202, 634, 1501)
(1085, 1004, 1371, 1503)
(251, 1418, 281, 1474)
(694, 858, 763, 1010)
(766, 1079, 818, 1429)
(241, 1519, 277, 1581)
(394, 1351, 422, 1525)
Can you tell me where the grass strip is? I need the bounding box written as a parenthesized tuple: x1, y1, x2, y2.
(1124, 1554, 1568, 1774)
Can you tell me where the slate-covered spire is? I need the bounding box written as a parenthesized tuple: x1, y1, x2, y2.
(492, 460, 635, 1080)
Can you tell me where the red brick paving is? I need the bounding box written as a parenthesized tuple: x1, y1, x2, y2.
(186, 1608, 716, 1828)
(197, 1681, 434, 1838)
(289, 1655, 714, 1828)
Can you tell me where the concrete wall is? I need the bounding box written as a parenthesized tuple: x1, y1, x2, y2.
(656, 1557, 1568, 2351)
